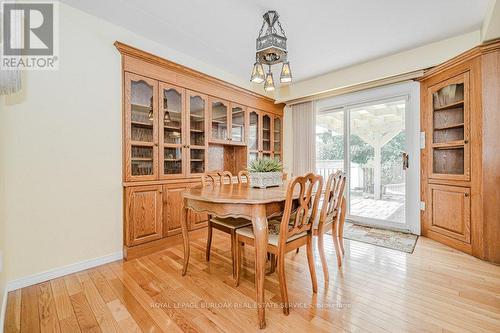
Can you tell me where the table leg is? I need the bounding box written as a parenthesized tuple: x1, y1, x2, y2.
(181, 202, 190, 276)
(252, 204, 268, 329)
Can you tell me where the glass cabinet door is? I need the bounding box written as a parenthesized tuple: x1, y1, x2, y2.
(231, 104, 246, 143)
(187, 91, 208, 175)
(273, 116, 282, 161)
(210, 99, 229, 142)
(262, 114, 272, 155)
(248, 110, 260, 164)
(159, 83, 185, 178)
(126, 73, 158, 181)
(429, 72, 470, 181)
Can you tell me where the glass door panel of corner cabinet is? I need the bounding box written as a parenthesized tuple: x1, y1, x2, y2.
(262, 114, 271, 152)
(430, 74, 469, 180)
(249, 111, 259, 150)
(188, 92, 207, 175)
(211, 100, 229, 141)
(161, 84, 184, 177)
(273, 117, 282, 159)
(231, 105, 245, 143)
(348, 99, 407, 225)
(128, 75, 157, 178)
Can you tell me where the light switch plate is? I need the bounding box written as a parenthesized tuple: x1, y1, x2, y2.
(420, 201, 425, 211)
(420, 132, 425, 149)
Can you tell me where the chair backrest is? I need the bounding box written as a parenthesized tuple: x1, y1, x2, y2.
(218, 171, 233, 184)
(238, 170, 250, 183)
(278, 173, 323, 247)
(318, 171, 346, 230)
(201, 170, 223, 187)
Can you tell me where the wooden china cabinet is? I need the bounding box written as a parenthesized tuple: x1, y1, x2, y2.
(419, 39, 500, 263)
(116, 42, 285, 259)
(248, 109, 283, 163)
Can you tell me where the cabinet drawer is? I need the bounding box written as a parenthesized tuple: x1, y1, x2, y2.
(428, 184, 471, 243)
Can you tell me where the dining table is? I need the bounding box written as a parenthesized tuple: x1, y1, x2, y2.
(180, 181, 296, 329)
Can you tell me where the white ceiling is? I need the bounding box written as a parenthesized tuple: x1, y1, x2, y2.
(63, 0, 490, 84)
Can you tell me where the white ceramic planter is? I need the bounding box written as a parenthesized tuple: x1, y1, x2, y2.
(250, 172, 283, 189)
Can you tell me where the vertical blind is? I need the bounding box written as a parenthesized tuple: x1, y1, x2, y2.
(291, 101, 316, 177)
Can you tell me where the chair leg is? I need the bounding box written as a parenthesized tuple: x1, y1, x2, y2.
(206, 221, 213, 262)
(269, 254, 276, 274)
(230, 230, 237, 280)
(295, 248, 299, 254)
(306, 235, 318, 293)
(235, 238, 242, 287)
(339, 199, 347, 256)
(317, 231, 329, 282)
(331, 219, 342, 267)
(277, 252, 290, 315)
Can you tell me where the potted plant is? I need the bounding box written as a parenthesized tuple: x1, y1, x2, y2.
(248, 157, 283, 189)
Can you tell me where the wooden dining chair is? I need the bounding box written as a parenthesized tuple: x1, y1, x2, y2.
(313, 171, 347, 281)
(237, 170, 250, 183)
(204, 171, 252, 279)
(235, 173, 323, 315)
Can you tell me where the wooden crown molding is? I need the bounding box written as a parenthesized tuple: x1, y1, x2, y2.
(419, 39, 500, 81)
(114, 41, 278, 105)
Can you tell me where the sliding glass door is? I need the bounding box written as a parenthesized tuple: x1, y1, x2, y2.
(316, 95, 411, 231)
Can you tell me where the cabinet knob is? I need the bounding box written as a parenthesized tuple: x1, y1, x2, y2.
(464, 193, 469, 197)
(464, 140, 469, 144)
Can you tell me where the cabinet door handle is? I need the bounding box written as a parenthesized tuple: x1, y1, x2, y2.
(464, 140, 469, 144)
(464, 193, 469, 197)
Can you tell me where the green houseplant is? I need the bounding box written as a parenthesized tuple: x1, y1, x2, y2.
(248, 157, 283, 188)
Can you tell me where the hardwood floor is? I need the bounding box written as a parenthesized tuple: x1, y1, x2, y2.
(4, 231, 500, 332)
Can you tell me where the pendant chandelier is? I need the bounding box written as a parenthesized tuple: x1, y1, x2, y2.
(250, 10, 292, 91)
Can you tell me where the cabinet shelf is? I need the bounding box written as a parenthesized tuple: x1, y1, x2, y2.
(432, 140, 465, 149)
(433, 100, 464, 111)
(190, 159, 204, 162)
(434, 123, 464, 130)
(164, 159, 182, 162)
(190, 129, 204, 132)
(132, 121, 153, 127)
(164, 126, 181, 130)
(132, 157, 153, 161)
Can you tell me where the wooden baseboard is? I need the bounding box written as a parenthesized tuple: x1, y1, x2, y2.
(124, 228, 207, 260)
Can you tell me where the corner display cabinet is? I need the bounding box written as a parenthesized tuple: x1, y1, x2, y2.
(419, 39, 500, 264)
(116, 42, 285, 259)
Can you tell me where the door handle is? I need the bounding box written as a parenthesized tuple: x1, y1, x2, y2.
(403, 152, 409, 170)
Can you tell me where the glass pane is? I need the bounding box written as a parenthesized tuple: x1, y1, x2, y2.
(131, 146, 153, 176)
(164, 147, 182, 175)
(211, 101, 228, 140)
(432, 83, 464, 109)
(249, 112, 259, 150)
(274, 117, 281, 152)
(190, 149, 205, 174)
(130, 80, 154, 142)
(315, 109, 345, 180)
(263, 152, 271, 159)
(274, 153, 281, 161)
(433, 148, 464, 174)
(163, 88, 183, 144)
(231, 105, 245, 142)
(262, 115, 271, 151)
(249, 152, 258, 164)
(349, 99, 406, 224)
(190, 95, 205, 146)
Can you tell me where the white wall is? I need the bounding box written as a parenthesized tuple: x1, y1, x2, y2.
(0, 3, 266, 286)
